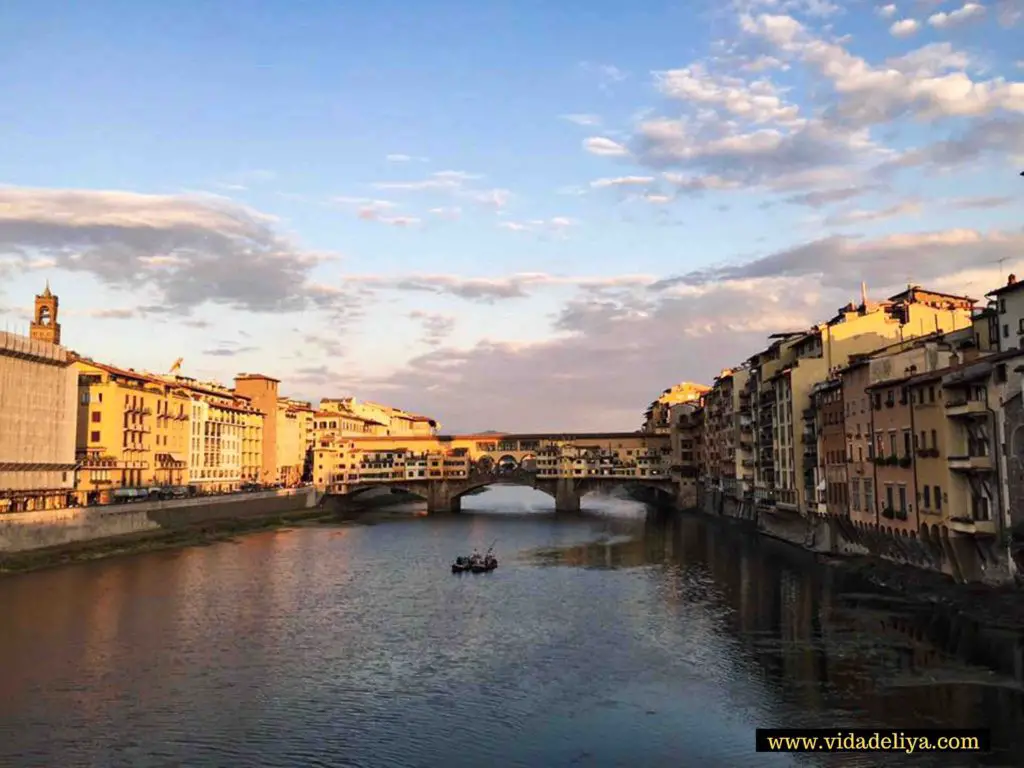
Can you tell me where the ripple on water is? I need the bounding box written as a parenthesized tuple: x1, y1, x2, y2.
(1, 506, 1022, 767)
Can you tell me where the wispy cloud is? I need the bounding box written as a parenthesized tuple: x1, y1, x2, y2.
(560, 113, 603, 126)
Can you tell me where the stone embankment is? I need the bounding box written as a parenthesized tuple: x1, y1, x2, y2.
(0, 487, 323, 572)
(694, 487, 1024, 631)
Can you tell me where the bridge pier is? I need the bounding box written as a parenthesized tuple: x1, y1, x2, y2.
(554, 478, 580, 514)
(426, 481, 461, 514)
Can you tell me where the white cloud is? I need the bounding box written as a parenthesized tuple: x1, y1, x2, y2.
(0, 186, 331, 312)
(580, 61, 628, 90)
(889, 18, 921, 35)
(824, 199, 922, 226)
(741, 12, 1024, 128)
(654, 64, 801, 124)
(348, 227, 1024, 430)
(561, 114, 602, 126)
(996, 0, 1022, 27)
(408, 310, 456, 346)
(590, 176, 656, 188)
(928, 2, 987, 28)
(428, 206, 462, 219)
(877, 3, 898, 17)
(370, 170, 510, 209)
(498, 217, 576, 235)
(583, 136, 630, 156)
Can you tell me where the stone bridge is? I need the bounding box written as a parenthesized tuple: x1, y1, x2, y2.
(326, 467, 679, 513)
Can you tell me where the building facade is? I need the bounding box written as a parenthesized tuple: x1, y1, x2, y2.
(233, 373, 280, 485)
(164, 376, 263, 492)
(276, 398, 313, 486)
(72, 358, 192, 503)
(0, 325, 77, 513)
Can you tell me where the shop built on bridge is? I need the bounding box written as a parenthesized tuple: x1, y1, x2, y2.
(316, 432, 681, 513)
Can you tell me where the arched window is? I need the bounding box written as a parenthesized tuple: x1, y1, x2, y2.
(1011, 425, 1024, 459)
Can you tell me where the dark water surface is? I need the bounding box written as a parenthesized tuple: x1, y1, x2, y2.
(2, 490, 1023, 767)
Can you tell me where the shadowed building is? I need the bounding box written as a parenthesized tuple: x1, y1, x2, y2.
(0, 285, 77, 512)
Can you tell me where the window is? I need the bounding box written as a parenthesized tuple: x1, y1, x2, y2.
(903, 430, 912, 456)
(90, 430, 100, 443)
(923, 485, 931, 508)
(91, 411, 101, 423)
(885, 484, 895, 511)
(930, 429, 938, 450)
(919, 430, 927, 450)
(1004, 324, 1010, 338)
(1000, 299, 1007, 313)
(852, 479, 861, 511)
(898, 485, 907, 512)
(889, 432, 897, 456)
(928, 386, 935, 403)
(80, 392, 90, 405)
(934, 486, 942, 511)
(864, 479, 874, 512)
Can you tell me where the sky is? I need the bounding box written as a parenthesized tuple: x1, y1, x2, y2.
(1, 0, 1022, 432)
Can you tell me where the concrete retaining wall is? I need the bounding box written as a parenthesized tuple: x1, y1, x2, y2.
(0, 487, 320, 553)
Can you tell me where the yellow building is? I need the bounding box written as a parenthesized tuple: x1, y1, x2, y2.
(319, 397, 438, 436)
(159, 375, 264, 492)
(233, 374, 281, 485)
(643, 381, 709, 433)
(750, 286, 975, 513)
(312, 432, 670, 492)
(0, 324, 78, 512)
(276, 398, 313, 486)
(72, 358, 191, 503)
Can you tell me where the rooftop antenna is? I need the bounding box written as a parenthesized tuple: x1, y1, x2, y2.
(995, 257, 1008, 283)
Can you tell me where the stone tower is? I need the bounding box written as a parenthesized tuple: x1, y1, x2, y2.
(30, 281, 61, 345)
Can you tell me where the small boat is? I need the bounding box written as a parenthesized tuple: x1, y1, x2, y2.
(451, 547, 498, 574)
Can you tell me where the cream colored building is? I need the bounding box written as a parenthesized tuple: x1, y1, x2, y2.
(0, 330, 78, 512)
(160, 375, 263, 492)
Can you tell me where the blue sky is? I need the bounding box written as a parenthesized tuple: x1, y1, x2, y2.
(1, 0, 1022, 431)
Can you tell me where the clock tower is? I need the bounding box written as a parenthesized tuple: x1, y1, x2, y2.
(30, 281, 61, 345)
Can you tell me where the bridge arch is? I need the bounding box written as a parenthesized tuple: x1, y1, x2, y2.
(451, 479, 555, 503)
(342, 483, 426, 500)
(573, 477, 677, 505)
(496, 455, 519, 471)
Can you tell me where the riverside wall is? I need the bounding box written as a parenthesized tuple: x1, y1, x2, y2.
(0, 487, 321, 554)
(694, 487, 1017, 586)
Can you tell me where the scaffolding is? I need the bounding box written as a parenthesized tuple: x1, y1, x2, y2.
(0, 331, 78, 498)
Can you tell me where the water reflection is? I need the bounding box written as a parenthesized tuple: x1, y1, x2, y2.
(0, 497, 1022, 767)
(524, 511, 1024, 764)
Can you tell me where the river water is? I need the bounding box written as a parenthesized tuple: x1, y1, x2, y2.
(2, 489, 1023, 767)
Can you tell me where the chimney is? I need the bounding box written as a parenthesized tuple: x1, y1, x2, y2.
(1009, 273, 1017, 286)
(860, 281, 868, 308)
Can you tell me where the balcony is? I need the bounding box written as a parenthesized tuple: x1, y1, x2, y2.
(947, 455, 994, 472)
(945, 399, 987, 418)
(776, 488, 798, 510)
(948, 516, 997, 536)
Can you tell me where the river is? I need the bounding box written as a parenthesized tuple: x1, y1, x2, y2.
(1, 489, 1022, 767)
